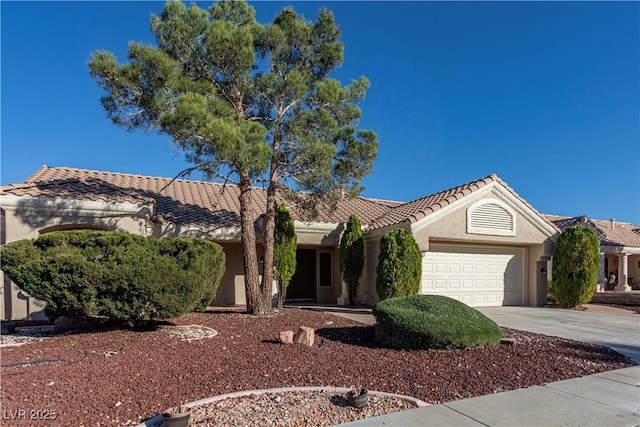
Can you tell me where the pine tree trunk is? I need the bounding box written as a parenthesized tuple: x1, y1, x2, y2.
(238, 182, 268, 315)
(260, 181, 277, 313)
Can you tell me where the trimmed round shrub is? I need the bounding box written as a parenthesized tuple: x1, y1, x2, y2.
(549, 225, 600, 308)
(0, 230, 225, 326)
(375, 228, 422, 300)
(373, 294, 503, 350)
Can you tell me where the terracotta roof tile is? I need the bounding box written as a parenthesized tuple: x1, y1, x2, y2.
(368, 174, 543, 230)
(4, 166, 564, 235)
(5, 166, 394, 228)
(543, 214, 640, 248)
(0, 178, 155, 205)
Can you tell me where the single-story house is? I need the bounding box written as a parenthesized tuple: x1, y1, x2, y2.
(542, 215, 640, 292)
(1, 166, 638, 320)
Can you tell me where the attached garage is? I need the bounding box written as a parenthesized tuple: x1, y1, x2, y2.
(421, 244, 525, 307)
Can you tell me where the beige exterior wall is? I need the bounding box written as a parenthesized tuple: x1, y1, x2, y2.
(416, 194, 552, 246)
(213, 242, 246, 306)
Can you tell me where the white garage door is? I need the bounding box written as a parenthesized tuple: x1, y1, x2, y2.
(421, 245, 524, 307)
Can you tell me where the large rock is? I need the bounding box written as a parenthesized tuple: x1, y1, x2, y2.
(294, 326, 315, 347)
(279, 330, 294, 345)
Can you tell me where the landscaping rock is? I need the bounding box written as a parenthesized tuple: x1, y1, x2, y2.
(279, 330, 294, 344)
(501, 337, 517, 345)
(294, 326, 315, 346)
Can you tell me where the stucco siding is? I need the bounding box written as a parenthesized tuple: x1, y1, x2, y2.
(213, 242, 246, 305)
(413, 193, 551, 246)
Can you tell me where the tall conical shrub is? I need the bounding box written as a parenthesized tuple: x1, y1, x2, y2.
(339, 214, 364, 305)
(376, 228, 422, 300)
(549, 225, 599, 308)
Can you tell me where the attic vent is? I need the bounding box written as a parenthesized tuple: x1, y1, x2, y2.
(467, 200, 516, 236)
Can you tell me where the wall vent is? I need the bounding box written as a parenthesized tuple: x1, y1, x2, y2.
(467, 200, 516, 236)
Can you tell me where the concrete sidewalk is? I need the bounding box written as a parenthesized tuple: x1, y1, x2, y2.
(340, 366, 640, 427)
(312, 304, 640, 426)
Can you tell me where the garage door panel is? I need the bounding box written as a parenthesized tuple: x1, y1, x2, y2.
(421, 245, 524, 307)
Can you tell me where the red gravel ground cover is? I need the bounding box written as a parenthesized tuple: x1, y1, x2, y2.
(0, 308, 634, 426)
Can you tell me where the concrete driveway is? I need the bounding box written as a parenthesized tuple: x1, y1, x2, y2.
(477, 306, 640, 363)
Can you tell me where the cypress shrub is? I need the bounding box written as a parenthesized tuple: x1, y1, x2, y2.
(0, 231, 225, 326)
(375, 228, 422, 300)
(339, 214, 364, 305)
(549, 225, 600, 308)
(274, 204, 297, 309)
(373, 294, 503, 350)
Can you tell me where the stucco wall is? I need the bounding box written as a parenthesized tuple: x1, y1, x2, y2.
(213, 242, 245, 306)
(413, 193, 552, 248)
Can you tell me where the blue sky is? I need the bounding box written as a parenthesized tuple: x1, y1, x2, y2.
(2, 1, 639, 223)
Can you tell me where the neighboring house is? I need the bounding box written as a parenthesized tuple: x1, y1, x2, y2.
(543, 215, 640, 292)
(0, 166, 636, 320)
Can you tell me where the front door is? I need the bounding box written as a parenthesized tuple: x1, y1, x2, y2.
(287, 249, 316, 300)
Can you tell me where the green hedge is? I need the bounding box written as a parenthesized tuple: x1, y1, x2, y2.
(373, 295, 503, 350)
(0, 231, 225, 326)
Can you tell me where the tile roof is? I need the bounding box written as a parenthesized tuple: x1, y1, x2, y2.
(2, 166, 396, 229)
(1, 166, 563, 235)
(367, 174, 548, 230)
(0, 178, 155, 205)
(543, 214, 640, 249)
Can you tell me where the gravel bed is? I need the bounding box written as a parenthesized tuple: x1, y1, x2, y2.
(143, 389, 419, 427)
(0, 308, 635, 426)
(0, 326, 56, 347)
(189, 390, 416, 426)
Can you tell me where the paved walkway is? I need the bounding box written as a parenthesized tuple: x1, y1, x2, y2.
(315, 304, 640, 427)
(340, 366, 639, 427)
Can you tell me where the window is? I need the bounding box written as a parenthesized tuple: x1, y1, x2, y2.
(319, 251, 332, 287)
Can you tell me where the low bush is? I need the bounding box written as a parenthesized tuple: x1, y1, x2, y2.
(373, 294, 503, 350)
(0, 231, 225, 326)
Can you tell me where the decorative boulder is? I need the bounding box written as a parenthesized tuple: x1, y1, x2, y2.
(294, 326, 315, 347)
(279, 330, 294, 345)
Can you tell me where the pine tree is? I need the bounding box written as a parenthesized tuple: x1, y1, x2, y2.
(89, 1, 377, 314)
